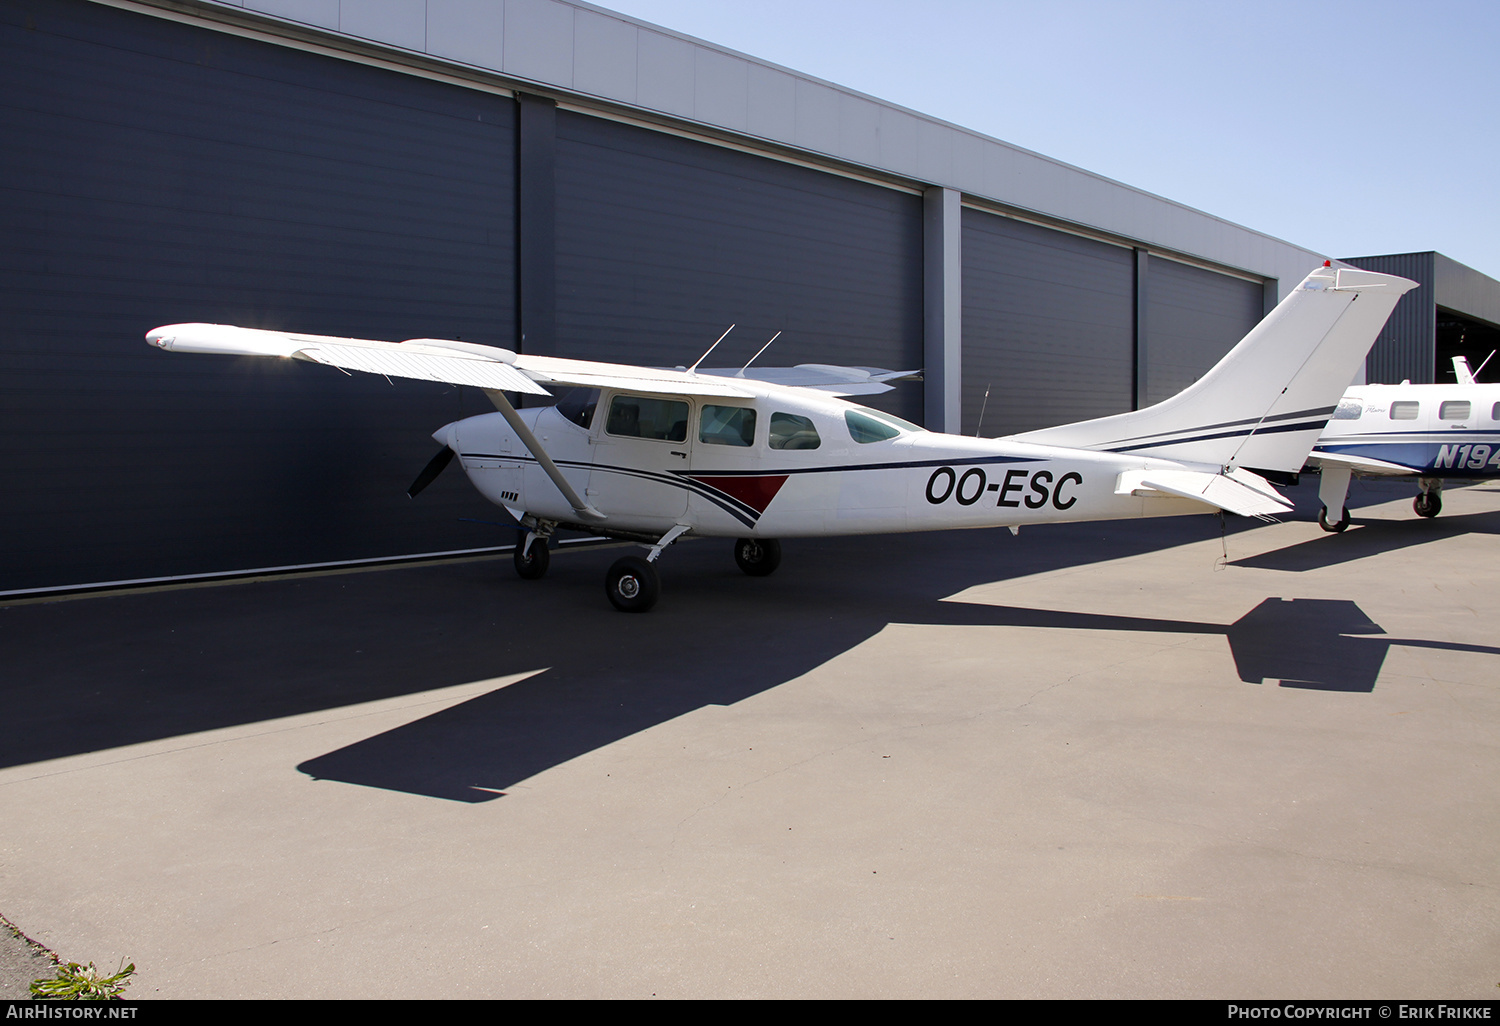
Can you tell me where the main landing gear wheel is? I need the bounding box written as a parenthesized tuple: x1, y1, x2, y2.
(1317, 505, 1350, 533)
(1414, 492, 1442, 518)
(606, 556, 659, 613)
(513, 536, 550, 579)
(733, 538, 782, 577)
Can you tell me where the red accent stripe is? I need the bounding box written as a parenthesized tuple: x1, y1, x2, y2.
(689, 475, 789, 515)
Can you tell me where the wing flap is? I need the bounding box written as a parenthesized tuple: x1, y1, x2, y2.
(697, 364, 923, 396)
(514, 354, 756, 398)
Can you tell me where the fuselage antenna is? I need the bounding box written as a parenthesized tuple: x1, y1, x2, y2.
(737, 331, 782, 376)
(688, 324, 735, 374)
(975, 384, 991, 436)
(1474, 349, 1496, 382)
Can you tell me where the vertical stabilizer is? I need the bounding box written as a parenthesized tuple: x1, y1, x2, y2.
(1013, 265, 1417, 472)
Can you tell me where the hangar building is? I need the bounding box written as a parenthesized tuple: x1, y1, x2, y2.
(1, 0, 1363, 593)
(1340, 252, 1500, 386)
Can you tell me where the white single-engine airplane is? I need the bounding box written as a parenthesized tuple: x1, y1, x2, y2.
(1310, 355, 1500, 531)
(147, 262, 1413, 611)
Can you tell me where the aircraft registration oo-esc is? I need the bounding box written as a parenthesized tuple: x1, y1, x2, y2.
(147, 263, 1414, 612)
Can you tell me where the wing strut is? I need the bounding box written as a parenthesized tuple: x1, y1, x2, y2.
(482, 389, 606, 523)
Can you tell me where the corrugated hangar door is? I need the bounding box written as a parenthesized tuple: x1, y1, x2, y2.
(0, 0, 516, 593)
(1141, 257, 1264, 407)
(553, 111, 925, 424)
(961, 210, 1135, 437)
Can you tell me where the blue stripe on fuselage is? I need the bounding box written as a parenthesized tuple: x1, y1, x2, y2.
(1315, 439, 1500, 477)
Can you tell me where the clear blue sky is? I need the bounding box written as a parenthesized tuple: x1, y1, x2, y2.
(596, 0, 1500, 279)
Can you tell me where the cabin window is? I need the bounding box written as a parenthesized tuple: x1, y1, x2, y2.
(1440, 400, 1471, 421)
(1332, 400, 1363, 420)
(1492, 402, 1500, 421)
(769, 413, 821, 450)
(1389, 401, 1420, 421)
(700, 405, 756, 447)
(555, 388, 600, 429)
(606, 395, 688, 442)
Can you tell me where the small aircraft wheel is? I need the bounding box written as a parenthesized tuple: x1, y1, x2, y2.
(605, 556, 659, 613)
(733, 538, 782, 577)
(1414, 492, 1442, 518)
(1317, 505, 1350, 533)
(513, 536, 550, 579)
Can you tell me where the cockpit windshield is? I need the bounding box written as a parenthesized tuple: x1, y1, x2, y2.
(555, 388, 601, 429)
(845, 408, 921, 443)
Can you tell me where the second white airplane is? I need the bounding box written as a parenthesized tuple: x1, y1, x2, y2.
(147, 262, 1414, 611)
(1310, 355, 1500, 531)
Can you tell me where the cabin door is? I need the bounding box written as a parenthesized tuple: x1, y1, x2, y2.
(588, 392, 692, 523)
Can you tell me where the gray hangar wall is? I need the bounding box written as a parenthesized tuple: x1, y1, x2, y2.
(2, 0, 517, 594)
(2, 0, 922, 593)
(960, 209, 1266, 437)
(3, 0, 1274, 594)
(1341, 252, 1500, 386)
(550, 109, 925, 417)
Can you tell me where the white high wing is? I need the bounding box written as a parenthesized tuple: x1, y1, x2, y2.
(147, 263, 1414, 611)
(1309, 351, 1500, 531)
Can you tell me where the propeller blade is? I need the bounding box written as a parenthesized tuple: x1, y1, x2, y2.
(407, 446, 455, 498)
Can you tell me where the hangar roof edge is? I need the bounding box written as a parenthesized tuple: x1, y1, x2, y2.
(120, 0, 1327, 285)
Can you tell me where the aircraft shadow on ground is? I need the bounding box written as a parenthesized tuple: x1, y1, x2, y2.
(298, 593, 1500, 802)
(5, 492, 1494, 803)
(1230, 508, 1500, 573)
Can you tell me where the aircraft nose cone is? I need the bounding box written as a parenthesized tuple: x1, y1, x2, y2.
(145, 326, 172, 349)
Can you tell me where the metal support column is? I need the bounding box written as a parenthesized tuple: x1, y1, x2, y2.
(517, 93, 557, 362)
(924, 186, 961, 433)
(1262, 277, 1281, 318)
(1133, 248, 1150, 410)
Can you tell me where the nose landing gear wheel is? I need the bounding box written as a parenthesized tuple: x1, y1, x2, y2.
(606, 556, 660, 612)
(1317, 505, 1350, 533)
(514, 536, 550, 579)
(1414, 492, 1442, 518)
(733, 538, 782, 577)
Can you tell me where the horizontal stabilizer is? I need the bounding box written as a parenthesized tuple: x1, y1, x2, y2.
(1116, 467, 1293, 519)
(1308, 450, 1416, 476)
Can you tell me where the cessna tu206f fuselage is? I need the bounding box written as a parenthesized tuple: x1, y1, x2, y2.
(448, 382, 1195, 539)
(147, 263, 1415, 611)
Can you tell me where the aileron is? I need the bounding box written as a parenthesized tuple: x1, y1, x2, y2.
(297, 342, 551, 394)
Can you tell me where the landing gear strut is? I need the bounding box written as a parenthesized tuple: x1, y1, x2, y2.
(1317, 465, 1353, 534)
(1414, 478, 1443, 519)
